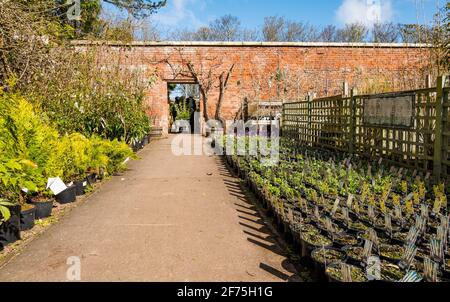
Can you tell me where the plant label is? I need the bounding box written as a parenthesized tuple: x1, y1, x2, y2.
(46, 177, 67, 196)
(378, 158, 383, 165)
(346, 194, 354, 209)
(424, 257, 438, 282)
(412, 170, 418, 177)
(394, 205, 402, 220)
(430, 238, 444, 263)
(314, 206, 320, 220)
(384, 213, 392, 235)
(341, 263, 353, 283)
(342, 207, 350, 225)
(406, 226, 419, 245)
(331, 198, 340, 216)
(425, 172, 431, 180)
(366, 256, 381, 281)
(399, 271, 423, 283)
(363, 239, 373, 259)
(420, 204, 429, 218)
(400, 244, 418, 270)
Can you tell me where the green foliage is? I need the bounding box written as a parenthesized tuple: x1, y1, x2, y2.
(0, 92, 135, 202)
(26, 50, 153, 144)
(171, 101, 192, 121)
(0, 198, 14, 224)
(103, 0, 167, 19)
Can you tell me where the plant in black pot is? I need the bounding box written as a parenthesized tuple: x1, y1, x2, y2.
(0, 158, 39, 236)
(28, 189, 54, 220)
(0, 198, 15, 247)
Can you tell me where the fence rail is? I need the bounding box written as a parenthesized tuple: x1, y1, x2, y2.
(282, 76, 449, 181)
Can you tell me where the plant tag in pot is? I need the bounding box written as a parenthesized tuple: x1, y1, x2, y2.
(341, 263, 353, 283)
(394, 205, 402, 221)
(46, 177, 67, 196)
(399, 271, 423, 282)
(363, 239, 373, 259)
(342, 207, 350, 226)
(366, 256, 381, 281)
(368, 206, 375, 222)
(325, 217, 334, 238)
(399, 244, 418, 270)
(424, 257, 438, 282)
(314, 206, 320, 221)
(437, 226, 447, 249)
(406, 226, 420, 245)
(385, 213, 392, 236)
(420, 204, 429, 218)
(367, 228, 379, 248)
(346, 194, 354, 209)
(425, 172, 431, 180)
(331, 198, 340, 216)
(430, 238, 444, 263)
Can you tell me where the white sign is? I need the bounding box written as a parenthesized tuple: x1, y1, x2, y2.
(364, 94, 414, 127)
(46, 177, 67, 195)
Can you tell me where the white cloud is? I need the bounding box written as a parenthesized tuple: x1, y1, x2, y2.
(152, 0, 206, 29)
(336, 0, 394, 27)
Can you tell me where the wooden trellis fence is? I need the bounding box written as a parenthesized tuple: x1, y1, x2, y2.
(282, 76, 450, 181)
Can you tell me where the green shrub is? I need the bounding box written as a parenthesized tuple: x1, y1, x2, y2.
(0, 91, 135, 203)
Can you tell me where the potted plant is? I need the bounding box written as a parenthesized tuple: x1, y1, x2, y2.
(325, 262, 368, 282)
(28, 190, 54, 219)
(0, 158, 38, 234)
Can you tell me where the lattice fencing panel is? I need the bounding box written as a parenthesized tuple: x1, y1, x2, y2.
(283, 88, 439, 175)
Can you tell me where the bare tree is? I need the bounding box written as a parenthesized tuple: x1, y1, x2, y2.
(262, 16, 286, 42)
(209, 15, 241, 41)
(372, 23, 399, 43)
(398, 24, 432, 43)
(336, 23, 368, 42)
(284, 21, 318, 42)
(320, 25, 338, 42)
(215, 64, 235, 121)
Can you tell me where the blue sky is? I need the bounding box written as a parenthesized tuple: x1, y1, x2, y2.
(105, 0, 440, 30)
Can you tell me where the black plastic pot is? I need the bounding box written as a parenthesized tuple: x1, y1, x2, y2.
(20, 206, 36, 231)
(311, 248, 347, 282)
(0, 205, 21, 246)
(143, 136, 149, 146)
(56, 185, 77, 204)
(86, 173, 97, 185)
(29, 199, 54, 219)
(74, 180, 86, 196)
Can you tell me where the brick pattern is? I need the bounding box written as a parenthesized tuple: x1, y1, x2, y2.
(80, 43, 431, 135)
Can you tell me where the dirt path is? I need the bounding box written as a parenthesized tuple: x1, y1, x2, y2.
(0, 135, 299, 282)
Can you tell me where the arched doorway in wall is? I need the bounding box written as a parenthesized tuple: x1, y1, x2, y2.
(167, 81, 202, 134)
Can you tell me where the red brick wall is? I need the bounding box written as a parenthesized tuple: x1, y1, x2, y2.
(74, 42, 431, 135)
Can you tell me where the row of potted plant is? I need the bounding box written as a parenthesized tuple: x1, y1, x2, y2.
(0, 92, 146, 251)
(221, 135, 450, 282)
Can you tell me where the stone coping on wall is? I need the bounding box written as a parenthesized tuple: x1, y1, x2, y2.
(71, 40, 431, 48)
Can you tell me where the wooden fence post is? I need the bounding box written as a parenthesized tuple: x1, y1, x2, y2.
(433, 76, 445, 182)
(349, 88, 357, 154)
(307, 93, 313, 147)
